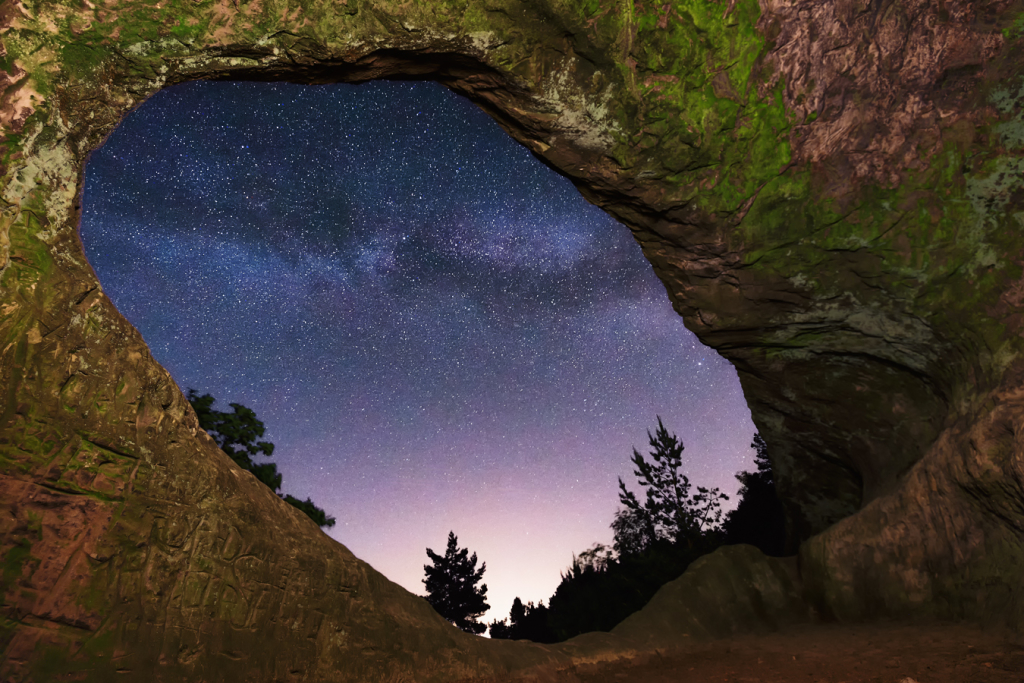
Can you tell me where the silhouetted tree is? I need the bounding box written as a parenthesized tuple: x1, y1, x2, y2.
(282, 495, 336, 530)
(488, 615, 512, 639)
(188, 389, 336, 529)
(423, 532, 489, 634)
(610, 506, 655, 557)
(544, 421, 740, 640)
(545, 538, 705, 641)
(488, 597, 556, 643)
(188, 389, 277, 486)
(723, 433, 787, 556)
(616, 417, 728, 551)
(575, 543, 614, 572)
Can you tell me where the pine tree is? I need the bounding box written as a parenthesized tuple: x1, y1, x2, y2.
(723, 433, 787, 555)
(188, 389, 276, 483)
(616, 417, 728, 550)
(187, 389, 336, 529)
(423, 531, 489, 634)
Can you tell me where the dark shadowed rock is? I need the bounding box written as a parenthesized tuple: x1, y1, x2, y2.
(611, 545, 811, 646)
(1, 0, 1022, 680)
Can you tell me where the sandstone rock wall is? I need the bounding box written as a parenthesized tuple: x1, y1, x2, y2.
(1, 0, 1022, 680)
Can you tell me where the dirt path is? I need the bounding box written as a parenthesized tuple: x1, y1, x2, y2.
(567, 622, 1024, 683)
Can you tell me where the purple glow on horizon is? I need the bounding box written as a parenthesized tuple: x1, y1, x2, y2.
(81, 79, 757, 626)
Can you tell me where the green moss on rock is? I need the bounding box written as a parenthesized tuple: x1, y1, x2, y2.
(1, 0, 1024, 680)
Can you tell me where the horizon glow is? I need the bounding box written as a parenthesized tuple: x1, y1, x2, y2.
(80, 79, 758, 627)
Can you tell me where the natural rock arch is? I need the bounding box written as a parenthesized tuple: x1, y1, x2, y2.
(1, 0, 1022, 680)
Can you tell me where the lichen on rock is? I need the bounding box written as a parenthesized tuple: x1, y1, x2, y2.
(1, 0, 1023, 680)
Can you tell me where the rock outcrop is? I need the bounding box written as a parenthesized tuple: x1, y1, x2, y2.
(1, 0, 1022, 680)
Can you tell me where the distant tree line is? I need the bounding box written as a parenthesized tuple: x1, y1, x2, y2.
(188, 389, 336, 529)
(479, 420, 786, 642)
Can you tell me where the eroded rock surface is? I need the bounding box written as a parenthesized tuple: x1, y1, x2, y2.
(1, 0, 1022, 680)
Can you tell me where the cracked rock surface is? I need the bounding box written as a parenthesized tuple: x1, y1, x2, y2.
(1, 0, 1022, 680)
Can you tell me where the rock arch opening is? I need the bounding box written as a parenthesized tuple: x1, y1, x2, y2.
(78, 76, 759, 628)
(3, 1, 1023, 678)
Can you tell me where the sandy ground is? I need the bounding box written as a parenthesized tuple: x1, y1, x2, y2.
(563, 622, 1024, 683)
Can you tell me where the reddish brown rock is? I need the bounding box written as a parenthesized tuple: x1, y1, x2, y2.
(0, 0, 1022, 680)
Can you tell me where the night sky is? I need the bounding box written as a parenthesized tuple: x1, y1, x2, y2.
(80, 80, 757, 626)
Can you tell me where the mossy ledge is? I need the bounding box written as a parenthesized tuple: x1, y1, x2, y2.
(1, 0, 1023, 680)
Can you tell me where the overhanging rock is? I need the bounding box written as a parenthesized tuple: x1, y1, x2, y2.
(1, 0, 1023, 680)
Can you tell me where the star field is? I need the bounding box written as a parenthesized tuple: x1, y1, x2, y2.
(80, 79, 757, 626)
